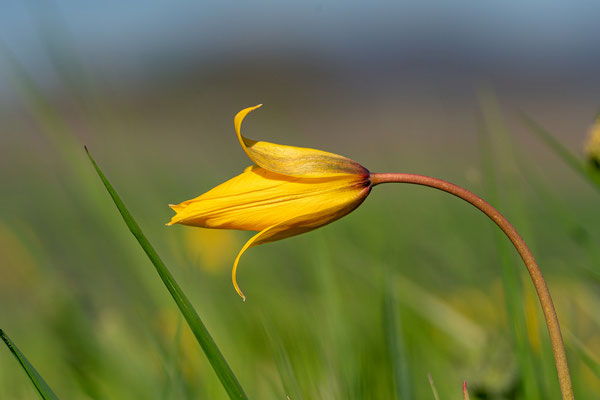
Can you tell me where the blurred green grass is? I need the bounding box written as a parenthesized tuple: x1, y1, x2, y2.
(2, 40, 600, 400)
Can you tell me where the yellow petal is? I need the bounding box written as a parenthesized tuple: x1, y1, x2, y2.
(235, 105, 368, 178)
(168, 166, 370, 231)
(231, 189, 369, 301)
(231, 226, 272, 301)
(585, 119, 600, 167)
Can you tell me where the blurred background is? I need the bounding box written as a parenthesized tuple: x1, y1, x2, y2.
(1, 1, 600, 399)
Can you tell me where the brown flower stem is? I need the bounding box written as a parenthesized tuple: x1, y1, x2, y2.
(370, 172, 574, 400)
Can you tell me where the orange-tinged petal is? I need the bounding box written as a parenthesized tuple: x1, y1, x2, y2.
(168, 166, 369, 231)
(235, 105, 368, 178)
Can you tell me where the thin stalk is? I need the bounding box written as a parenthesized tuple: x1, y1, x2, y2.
(427, 373, 440, 400)
(370, 173, 574, 400)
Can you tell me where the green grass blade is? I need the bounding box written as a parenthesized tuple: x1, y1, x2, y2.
(427, 373, 440, 400)
(518, 111, 600, 193)
(0, 329, 59, 400)
(383, 280, 411, 400)
(260, 317, 302, 400)
(513, 140, 600, 281)
(566, 331, 600, 379)
(85, 147, 248, 400)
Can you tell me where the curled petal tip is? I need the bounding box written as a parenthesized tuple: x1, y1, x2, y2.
(236, 286, 246, 302)
(245, 104, 262, 112)
(234, 105, 368, 178)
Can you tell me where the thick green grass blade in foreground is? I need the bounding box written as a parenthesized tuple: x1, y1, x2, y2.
(0, 329, 59, 400)
(518, 111, 600, 193)
(85, 147, 248, 400)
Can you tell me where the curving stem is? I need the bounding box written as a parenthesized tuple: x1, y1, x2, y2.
(370, 173, 574, 400)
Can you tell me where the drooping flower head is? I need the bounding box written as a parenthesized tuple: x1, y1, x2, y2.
(168, 105, 372, 300)
(164, 105, 575, 398)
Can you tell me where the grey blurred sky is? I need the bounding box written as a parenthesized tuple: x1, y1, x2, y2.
(2, 0, 600, 100)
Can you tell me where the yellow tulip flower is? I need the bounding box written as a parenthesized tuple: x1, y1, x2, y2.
(168, 105, 372, 300)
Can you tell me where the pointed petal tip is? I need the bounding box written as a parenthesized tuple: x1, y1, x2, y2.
(169, 203, 186, 213)
(167, 205, 179, 226)
(166, 207, 179, 225)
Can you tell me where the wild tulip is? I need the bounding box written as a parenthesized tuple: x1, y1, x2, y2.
(168, 105, 573, 400)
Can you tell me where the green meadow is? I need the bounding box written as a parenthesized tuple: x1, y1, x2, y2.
(1, 30, 600, 400)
